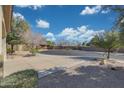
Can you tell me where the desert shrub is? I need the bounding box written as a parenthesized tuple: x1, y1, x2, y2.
(0, 55, 3, 68)
(7, 48, 14, 54)
(0, 69, 38, 88)
(29, 48, 38, 56)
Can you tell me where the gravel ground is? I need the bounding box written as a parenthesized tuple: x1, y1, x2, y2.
(38, 62, 124, 88)
(5, 50, 124, 87)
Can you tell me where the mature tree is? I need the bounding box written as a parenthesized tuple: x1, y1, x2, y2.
(11, 15, 29, 43)
(12, 16, 29, 33)
(91, 31, 120, 59)
(115, 8, 124, 46)
(111, 6, 124, 46)
(6, 31, 22, 53)
(23, 31, 46, 50)
(6, 15, 30, 54)
(103, 6, 124, 45)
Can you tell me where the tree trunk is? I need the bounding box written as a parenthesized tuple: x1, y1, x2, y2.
(11, 44, 14, 54)
(107, 49, 110, 59)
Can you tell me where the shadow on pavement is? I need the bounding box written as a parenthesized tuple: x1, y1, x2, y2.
(68, 56, 99, 61)
(38, 65, 124, 88)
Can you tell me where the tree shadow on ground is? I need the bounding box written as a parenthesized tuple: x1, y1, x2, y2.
(38, 65, 124, 88)
(68, 56, 99, 61)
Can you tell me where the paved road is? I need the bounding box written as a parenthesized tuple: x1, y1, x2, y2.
(40, 49, 124, 61)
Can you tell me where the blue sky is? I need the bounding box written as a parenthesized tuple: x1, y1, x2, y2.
(13, 5, 118, 45)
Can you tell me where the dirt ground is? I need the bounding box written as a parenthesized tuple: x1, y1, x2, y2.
(4, 50, 124, 87)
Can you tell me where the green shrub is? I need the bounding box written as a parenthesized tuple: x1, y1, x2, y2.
(7, 48, 14, 54)
(0, 69, 38, 88)
(0, 55, 3, 68)
(29, 48, 38, 56)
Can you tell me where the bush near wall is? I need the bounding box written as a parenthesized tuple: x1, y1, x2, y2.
(0, 55, 3, 68)
(0, 69, 38, 88)
(0, 55, 3, 79)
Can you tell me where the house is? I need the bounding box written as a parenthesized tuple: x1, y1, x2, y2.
(0, 5, 12, 78)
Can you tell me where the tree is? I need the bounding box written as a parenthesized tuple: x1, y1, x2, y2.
(12, 16, 29, 41)
(46, 40, 55, 49)
(91, 31, 120, 59)
(23, 31, 46, 54)
(24, 31, 46, 47)
(12, 16, 29, 33)
(6, 16, 30, 54)
(116, 9, 124, 46)
(6, 31, 22, 54)
(103, 6, 124, 46)
(111, 6, 124, 46)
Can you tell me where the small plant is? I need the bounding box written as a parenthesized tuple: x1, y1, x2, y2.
(0, 55, 3, 68)
(7, 48, 14, 54)
(29, 48, 38, 56)
(0, 69, 38, 88)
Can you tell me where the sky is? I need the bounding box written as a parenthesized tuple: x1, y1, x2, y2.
(13, 5, 118, 45)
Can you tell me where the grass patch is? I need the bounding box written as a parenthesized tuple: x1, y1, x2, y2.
(0, 69, 38, 88)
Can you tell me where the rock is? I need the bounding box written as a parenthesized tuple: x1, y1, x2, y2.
(111, 67, 117, 70)
(99, 59, 107, 65)
(110, 67, 124, 71)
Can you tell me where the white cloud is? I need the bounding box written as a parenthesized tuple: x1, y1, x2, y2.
(36, 19, 50, 28)
(80, 5, 102, 15)
(101, 9, 110, 14)
(78, 29, 104, 43)
(45, 32, 56, 42)
(16, 5, 44, 10)
(58, 28, 80, 43)
(59, 28, 80, 37)
(77, 25, 88, 33)
(32, 5, 44, 10)
(44, 25, 104, 45)
(13, 12, 25, 20)
(57, 25, 104, 44)
(80, 5, 110, 15)
(16, 5, 29, 8)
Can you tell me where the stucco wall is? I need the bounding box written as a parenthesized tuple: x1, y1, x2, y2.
(0, 6, 3, 55)
(0, 6, 3, 78)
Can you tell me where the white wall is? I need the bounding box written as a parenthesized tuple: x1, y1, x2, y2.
(0, 6, 3, 55)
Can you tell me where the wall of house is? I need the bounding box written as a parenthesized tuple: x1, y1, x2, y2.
(0, 6, 3, 55)
(0, 6, 6, 61)
(0, 6, 3, 78)
(0, 6, 8, 78)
